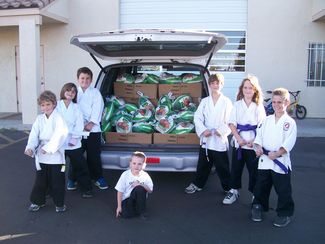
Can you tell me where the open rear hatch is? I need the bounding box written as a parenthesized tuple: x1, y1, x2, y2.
(70, 29, 227, 68)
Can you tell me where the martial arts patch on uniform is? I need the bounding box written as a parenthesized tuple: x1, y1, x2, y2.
(283, 122, 290, 131)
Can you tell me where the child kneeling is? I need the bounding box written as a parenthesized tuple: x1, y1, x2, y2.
(115, 151, 153, 219)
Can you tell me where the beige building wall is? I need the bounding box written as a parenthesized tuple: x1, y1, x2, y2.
(247, 0, 325, 118)
(0, 27, 19, 112)
(0, 0, 119, 117)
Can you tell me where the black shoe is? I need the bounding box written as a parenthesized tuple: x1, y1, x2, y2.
(82, 191, 94, 198)
(140, 213, 148, 221)
(251, 204, 262, 222)
(273, 216, 291, 227)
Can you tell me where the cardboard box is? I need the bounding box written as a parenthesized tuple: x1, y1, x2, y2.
(158, 83, 202, 97)
(114, 83, 158, 99)
(153, 134, 178, 144)
(153, 133, 199, 145)
(123, 97, 158, 107)
(105, 132, 152, 144)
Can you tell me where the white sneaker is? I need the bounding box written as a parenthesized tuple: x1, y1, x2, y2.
(185, 183, 202, 194)
(222, 189, 239, 204)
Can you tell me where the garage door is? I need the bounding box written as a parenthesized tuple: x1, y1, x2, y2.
(120, 0, 247, 101)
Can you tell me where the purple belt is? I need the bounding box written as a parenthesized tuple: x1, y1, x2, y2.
(262, 148, 289, 174)
(236, 124, 257, 160)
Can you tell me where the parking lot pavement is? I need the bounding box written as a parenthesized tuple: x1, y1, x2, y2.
(0, 133, 325, 243)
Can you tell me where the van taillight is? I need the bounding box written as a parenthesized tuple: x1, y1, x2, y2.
(146, 157, 160, 164)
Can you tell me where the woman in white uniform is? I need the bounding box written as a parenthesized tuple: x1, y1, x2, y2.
(185, 74, 233, 194)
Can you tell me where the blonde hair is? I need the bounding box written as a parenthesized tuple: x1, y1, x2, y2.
(236, 75, 263, 105)
(208, 73, 224, 86)
(131, 151, 147, 169)
(38, 90, 57, 106)
(272, 88, 290, 102)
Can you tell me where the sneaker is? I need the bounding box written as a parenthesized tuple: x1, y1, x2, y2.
(273, 216, 291, 227)
(140, 212, 149, 221)
(67, 180, 77, 191)
(55, 205, 67, 213)
(251, 204, 263, 222)
(28, 203, 45, 212)
(223, 190, 239, 205)
(94, 177, 108, 190)
(82, 191, 94, 198)
(185, 183, 202, 194)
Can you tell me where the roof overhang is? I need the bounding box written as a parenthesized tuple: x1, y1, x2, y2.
(0, 0, 68, 27)
(312, 0, 325, 22)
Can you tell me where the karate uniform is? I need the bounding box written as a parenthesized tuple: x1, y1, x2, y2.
(56, 101, 92, 192)
(192, 94, 233, 191)
(25, 110, 68, 207)
(228, 99, 266, 192)
(253, 113, 297, 217)
(77, 86, 104, 181)
(115, 169, 153, 217)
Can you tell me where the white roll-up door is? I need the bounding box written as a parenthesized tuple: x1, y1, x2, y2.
(120, 0, 247, 101)
(120, 0, 247, 30)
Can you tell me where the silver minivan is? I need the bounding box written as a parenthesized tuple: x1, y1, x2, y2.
(70, 29, 227, 172)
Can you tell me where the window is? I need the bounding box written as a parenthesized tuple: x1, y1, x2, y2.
(307, 43, 325, 87)
(208, 31, 246, 72)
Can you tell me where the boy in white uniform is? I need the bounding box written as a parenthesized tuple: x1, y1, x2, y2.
(25, 91, 68, 212)
(75, 67, 108, 190)
(115, 151, 153, 220)
(185, 74, 233, 195)
(251, 88, 297, 227)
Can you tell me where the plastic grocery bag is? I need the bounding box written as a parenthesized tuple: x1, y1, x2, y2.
(132, 122, 155, 133)
(116, 73, 135, 83)
(154, 116, 176, 134)
(182, 73, 203, 83)
(171, 122, 195, 134)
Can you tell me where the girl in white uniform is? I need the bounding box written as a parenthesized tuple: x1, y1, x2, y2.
(185, 74, 233, 194)
(251, 88, 297, 228)
(57, 83, 93, 198)
(223, 75, 266, 204)
(25, 91, 68, 212)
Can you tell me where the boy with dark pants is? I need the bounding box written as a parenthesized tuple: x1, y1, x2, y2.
(72, 67, 108, 190)
(25, 91, 68, 212)
(115, 152, 153, 220)
(252, 88, 297, 227)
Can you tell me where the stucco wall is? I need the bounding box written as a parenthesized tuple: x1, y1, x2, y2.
(0, 26, 18, 112)
(40, 0, 119, 96)
(247, 0, 325, 118)
(0, 0, 119, 114)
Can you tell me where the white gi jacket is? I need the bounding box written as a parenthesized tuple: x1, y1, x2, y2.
(228, 99, 266, 149)
(115, 169, 154, 201)
(254, 113, 297, 174)
(56, 100, 84, 150)
(194, 94, 233, 152)
(25, 110, 68, 169)
(77, 86, 104, 133)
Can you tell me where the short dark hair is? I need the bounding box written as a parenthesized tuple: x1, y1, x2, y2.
(208, 73, 224, 85)
(60, 83, 78, 103)
(77, 67, 93, 79)
(38, 90, 57, 106)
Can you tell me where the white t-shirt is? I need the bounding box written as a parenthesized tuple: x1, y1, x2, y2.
(254, 113, 297, 174)
(228, 99, 266, 149)
(194, 94, 233, 152)
(115, 169, 154, 201)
